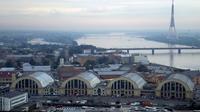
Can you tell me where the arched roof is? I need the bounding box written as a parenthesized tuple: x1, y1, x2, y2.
(122, 73, 146, 89)
(23, 63, 31, 67)
(167, 73, 194, 91)
(29, 72, 54, 87)
(76, 72, 100, 88)
(107, 73, 146, 89)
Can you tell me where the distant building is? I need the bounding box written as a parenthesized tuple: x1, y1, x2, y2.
(0, 85, 10, 95)
(93, 64, 121, 72)
(0, 42, 4, 46)
(134, 54, 149, 65)
(0, 67, 17, 86)
(43, 82, 60, 96)
(146, 74, 166, 85)
(96, 71, 127, 80)
(83, 49, 92, 54)
(183, 71, 200, 85)
(0, 91, 28, 111)
(57, 65, 85, 81)
(72, 53, 149, 66)
(193, 76, 200, 85)
(73, 54, 98, 66)
(147, 64, 172, 74)
(59, 58, 65, 66)
(116, 54, 133, 64)
(22, 63, 51, 73)
(93, 81, 108, 96)
(6, 54, 33, 62)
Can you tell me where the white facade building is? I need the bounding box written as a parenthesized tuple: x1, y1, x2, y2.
(22, 63, 51, 72)
(0, 91, 28, 111)
(134, 54, 149, 65)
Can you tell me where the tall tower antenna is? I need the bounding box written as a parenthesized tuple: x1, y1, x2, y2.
(167, 0, 178, 68)
(168, 0, 178, 41)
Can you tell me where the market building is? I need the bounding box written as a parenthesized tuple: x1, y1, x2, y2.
(156, 73, 194, 99)
(11, 72, 54, 95)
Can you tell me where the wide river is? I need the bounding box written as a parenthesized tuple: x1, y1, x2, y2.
(76, 33, 200, 70)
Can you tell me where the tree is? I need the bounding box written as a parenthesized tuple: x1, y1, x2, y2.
(29, 58, 36, 65)
(4, 60, 14, 67)
(71, 61, 81, 66)
(136, 64, 148, 72)
(16, 60, 21, 68)
(84, 60, 96, 70)
(42, 59, 50, 65)
(97, 56, 109, 64)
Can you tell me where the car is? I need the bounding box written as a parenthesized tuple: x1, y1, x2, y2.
(130, 102, 140, 106)
(80, 100, 87, 104)
(75, 100, 80, 104)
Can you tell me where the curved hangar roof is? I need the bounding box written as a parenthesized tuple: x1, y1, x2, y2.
(108, 73, 146, 89)
(122, 73, 146, 89)
(167, 73, 194, 91)
(76, 72, 101, 88)
(29, 72, 54, 87)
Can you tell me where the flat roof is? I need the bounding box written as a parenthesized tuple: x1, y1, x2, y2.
(97, 71, 127, 76)
(0, 91, 27, 98)
(0, 67, 15, 71)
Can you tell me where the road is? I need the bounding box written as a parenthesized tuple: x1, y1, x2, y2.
(30, 95, 191, 107)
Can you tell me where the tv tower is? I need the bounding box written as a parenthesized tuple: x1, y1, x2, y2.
(167, 0, 178, 68)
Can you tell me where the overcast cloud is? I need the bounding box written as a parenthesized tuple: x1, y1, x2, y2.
(0, 0, 199, 31)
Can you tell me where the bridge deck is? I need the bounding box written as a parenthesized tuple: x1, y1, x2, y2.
(106, 47, 200, 50)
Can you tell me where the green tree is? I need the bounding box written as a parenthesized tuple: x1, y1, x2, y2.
(5, 60, 14, 67)
(136, 64, 148, 72)
(29, 58, 36, 65)
(84, 60, 96, 70)
(97, 56, 109, 64)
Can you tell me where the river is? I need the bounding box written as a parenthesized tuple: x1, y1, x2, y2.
(76, 33, 200, 70)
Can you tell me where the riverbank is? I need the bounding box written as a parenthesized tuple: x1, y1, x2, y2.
(76, 33, 200, 70)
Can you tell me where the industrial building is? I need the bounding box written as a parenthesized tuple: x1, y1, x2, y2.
(0, 67, 17, 86)
(0, 91, 28, 111)
(22, 63, 51, 73)
(107, 73, 146, 97)
(9, 70, 195, 100)
(11, 72, 54, 95)
(61, 72, 101, 96)
(156, 73, 194, 99)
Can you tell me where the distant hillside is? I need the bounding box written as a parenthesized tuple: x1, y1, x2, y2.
(127, 31, 200, 47)
(0, 31, 83, 47)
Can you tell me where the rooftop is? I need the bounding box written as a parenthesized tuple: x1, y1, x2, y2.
(0, 91, 27, 98)
(23, 63, 51, 72)
(97, 71, 127, 76)
(0, 67, 15, 71)
(93, 64, 121, 72)
(123, 73, 147, 89)
(77, 72, 101, 88)
(168, 73, 194, 91)
(29, 72, 54, 87)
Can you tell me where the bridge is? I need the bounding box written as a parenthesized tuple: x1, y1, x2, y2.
(105, 47, 200, 55)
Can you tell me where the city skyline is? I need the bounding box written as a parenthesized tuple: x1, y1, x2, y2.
(0, 0, 200, 31)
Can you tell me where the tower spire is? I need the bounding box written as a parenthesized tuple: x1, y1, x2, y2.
(168, 0, 178, 41)
(168, 0, 178, 40)
(168, 0, 178, 68)
(170, 0, 175, 27)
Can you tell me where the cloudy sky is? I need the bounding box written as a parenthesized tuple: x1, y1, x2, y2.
(0, 0, 199, 31)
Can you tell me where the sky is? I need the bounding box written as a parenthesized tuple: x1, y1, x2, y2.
(0, 0, 199, 31)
